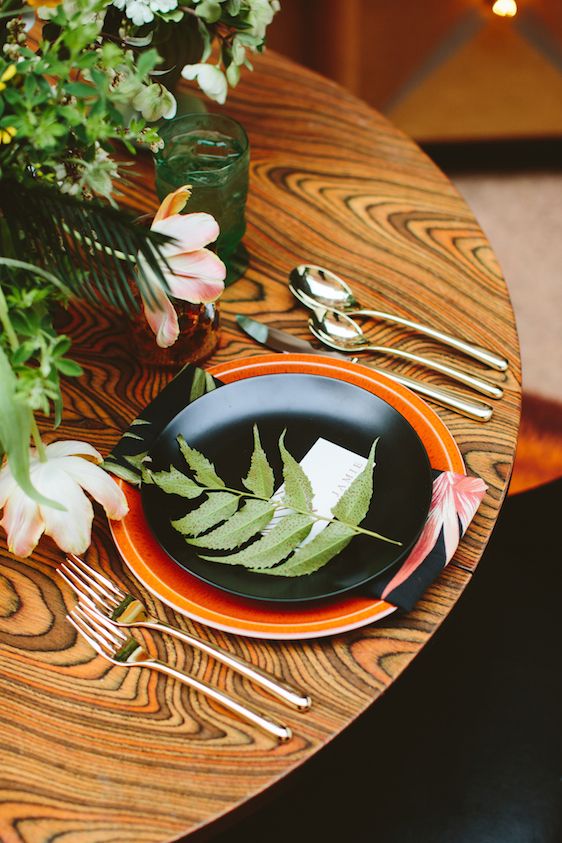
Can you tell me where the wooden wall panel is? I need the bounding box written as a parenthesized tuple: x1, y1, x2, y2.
(267, 0, 562, 141)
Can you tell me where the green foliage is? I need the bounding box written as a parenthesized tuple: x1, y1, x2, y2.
(144, 465, 203, 499)
(332, 438, 379, 526)
(0, 5, 165, 201)
(188, 499, 275, 549)
(0, 260, 80, 421)
(188, 368, 217, 403)
(263, 522, 356, 577)
(177, 434, 225, 489)
(172, 491, 239, 537)
(279, 429, 313, 510)
(0, 346, 63, 509)
(200, 513, 314, 569)
(172, 0, 280, 101)
(242, 425, 274, 498)
(146, 427, 400, 577)
(0, 181, 172, 312)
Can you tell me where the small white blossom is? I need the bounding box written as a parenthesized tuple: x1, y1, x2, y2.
(112, 0, 178, 27)
(181, 63, 228, 105)
(133, 82, 177, 121)
(247, 0, 276, 40)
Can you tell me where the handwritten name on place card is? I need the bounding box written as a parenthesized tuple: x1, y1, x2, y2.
(265, 438, 368, 546)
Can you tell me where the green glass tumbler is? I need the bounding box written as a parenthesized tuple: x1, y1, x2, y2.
(154, 113, 249, 258)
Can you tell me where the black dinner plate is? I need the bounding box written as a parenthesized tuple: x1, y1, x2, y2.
(141, 373, 432, 602)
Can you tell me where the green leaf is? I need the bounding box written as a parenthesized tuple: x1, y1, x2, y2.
(103, 459, 142, 485)
(188, 499, 275, 550)
(279, 430, 313, 510)
(123, 451, 149, 471)
(177, 434, 225, 488)
(55, 358, 83, 377)
(0, 180, 174, 313)
(144, 465, 203, 499)
(200, 513, 314, 569)
(172, 492, 239, 537)
(332, 438, 379, 526)
(0, 347, 64, 511)
(195, 0, 222, 23)
(63, 81, 96, 98)
(188, 367, 216, 403)
(135, 48, 161, 79)
(263, 522, 355, 577)
(242, 425, 275, 498)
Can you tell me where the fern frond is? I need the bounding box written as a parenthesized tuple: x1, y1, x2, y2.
(0, 180, 172, 311)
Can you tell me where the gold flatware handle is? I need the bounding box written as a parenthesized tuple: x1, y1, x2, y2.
(353, 309, 509, 372)
(367, 365, 493, 422)
(151, 659, 292, 742)
(140, 619, 311, 711)
(360, 344, 503, 399)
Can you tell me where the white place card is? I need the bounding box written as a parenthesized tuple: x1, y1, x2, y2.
(264, 438, 368, 546)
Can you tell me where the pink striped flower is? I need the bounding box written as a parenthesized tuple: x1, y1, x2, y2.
(381, 471, 487, 598)
(139, 185, 226, 348)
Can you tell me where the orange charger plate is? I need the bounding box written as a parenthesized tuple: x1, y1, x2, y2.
(110, 355, 464, 640)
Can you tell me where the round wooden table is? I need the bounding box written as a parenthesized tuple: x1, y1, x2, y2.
(0, 52, 521, 843)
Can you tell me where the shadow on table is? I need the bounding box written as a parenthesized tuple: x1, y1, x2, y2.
(205, 478, 562, 843)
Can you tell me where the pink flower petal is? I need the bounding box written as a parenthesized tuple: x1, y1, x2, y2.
(163, 249, 226, 304)
(151, 213, 220, 256)
(62, 457, 129, 520)
(0, 484, 45, 557)
(152, 186, 191, 224)
(142, 281, 179, 348)
(168, 275, 225, 305)
(168, 248, 226, 282)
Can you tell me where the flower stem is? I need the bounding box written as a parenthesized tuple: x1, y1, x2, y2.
(0, 282, 18, 352)
(30, 417, 47, 463)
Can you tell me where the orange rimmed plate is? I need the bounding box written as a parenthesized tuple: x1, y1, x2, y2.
(110, 354, 464, 640)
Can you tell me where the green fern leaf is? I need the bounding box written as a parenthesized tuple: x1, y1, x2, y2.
(189, 368, 217, 402)
(200, 513, 314, 569)
(172, 492, 239, 537)
(242, 425, 275, 498)
(188, 499, 275, 549)
(177, 434, 225, 488)
(279, 431, 313, 510)
(143, 465, 203, 499)
(103, 459, 142, 485)
(332, 438, 379, 526)
(263, 522, 355, 577)
(0, 180, 173, 312)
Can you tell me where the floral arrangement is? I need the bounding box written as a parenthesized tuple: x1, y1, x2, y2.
(0, 0, 275, 558)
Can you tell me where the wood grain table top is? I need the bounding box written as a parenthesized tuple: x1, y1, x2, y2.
(0, 51, 521, 843)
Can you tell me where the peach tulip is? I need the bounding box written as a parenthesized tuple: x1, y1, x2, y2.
(138, 185, 226, 348)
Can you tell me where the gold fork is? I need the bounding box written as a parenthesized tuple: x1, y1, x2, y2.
(58, 553, 311, 711)
(67, 601, 292, 741)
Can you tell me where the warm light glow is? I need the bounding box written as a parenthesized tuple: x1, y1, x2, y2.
(492, 0, 518, 17)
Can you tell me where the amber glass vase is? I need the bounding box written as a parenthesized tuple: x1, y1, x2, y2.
(130, 213, 221, 367)
(130, 297, 220, 368)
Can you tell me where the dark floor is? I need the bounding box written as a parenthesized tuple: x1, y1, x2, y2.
(209, 479, 562, 843)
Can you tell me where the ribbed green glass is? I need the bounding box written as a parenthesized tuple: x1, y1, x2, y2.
(154, 113, 249, 258)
